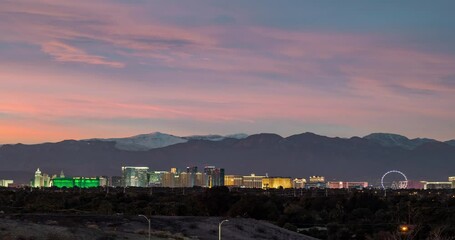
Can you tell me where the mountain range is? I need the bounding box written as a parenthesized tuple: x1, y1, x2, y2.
(0, 132, 454, 185)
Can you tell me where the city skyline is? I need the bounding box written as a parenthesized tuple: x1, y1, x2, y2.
(12, 165, 455, 190)
(1, 1, 455, 144)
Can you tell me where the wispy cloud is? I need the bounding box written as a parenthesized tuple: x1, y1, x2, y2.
(42, 41, 124, 68)
(0, 0, 214, 67)
(1, 1, 455, 143)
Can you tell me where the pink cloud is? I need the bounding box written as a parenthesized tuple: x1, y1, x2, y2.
(3, 0, 454, 89)
(1, 68, 454, 143)
(1, 1, 455, 142)
(0, 1, 215, 68)
(42, 41, 124, 68)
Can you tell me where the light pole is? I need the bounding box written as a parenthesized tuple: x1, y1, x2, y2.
(218, 219, 229, 240)
(138, 214, 151, 240)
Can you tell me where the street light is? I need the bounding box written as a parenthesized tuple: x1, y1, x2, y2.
(218, 219, 229, 240)
(398, 224, 412, 240)
(399, 225, 409, 233)
(138, 214, 151, 240)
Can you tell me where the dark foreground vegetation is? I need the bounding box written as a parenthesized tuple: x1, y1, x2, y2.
(1, 187, 454, 240)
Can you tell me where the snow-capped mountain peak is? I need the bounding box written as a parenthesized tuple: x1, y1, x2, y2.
(184, 133, 249, 141)
(363, 133, 437, 150)
(86, 132, 188, 151)
(85, 132, 249, 151)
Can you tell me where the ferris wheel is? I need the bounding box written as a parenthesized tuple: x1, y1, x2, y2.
(381, 170, 408, 189)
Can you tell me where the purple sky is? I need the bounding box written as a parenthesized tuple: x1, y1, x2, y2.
(1, 0, 454, 143)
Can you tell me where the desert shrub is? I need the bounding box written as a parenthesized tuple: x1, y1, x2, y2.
(283, 222, 297, 232)
(188, 223, 198, 229)
(46, 232, 67, 240)
(255, 226, 266, 233)
(252, 234, 263, 239)
(235, 224, 244, 230)
(96, 237, 116, 240)
(15, 235, 27, 240)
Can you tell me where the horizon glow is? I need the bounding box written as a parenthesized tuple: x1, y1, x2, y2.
(1, 1, 455, 144)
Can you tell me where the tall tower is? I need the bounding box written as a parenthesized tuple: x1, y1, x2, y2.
(204, 166, 224, 188)
(186, 166, 198, 187)
(34, 168, 42, 187)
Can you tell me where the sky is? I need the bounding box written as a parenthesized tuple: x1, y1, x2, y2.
(1, 0, 455, 144)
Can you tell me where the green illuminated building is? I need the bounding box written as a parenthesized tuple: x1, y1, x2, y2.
(52, 178, 74, 188)
(52, 177, 100, 188)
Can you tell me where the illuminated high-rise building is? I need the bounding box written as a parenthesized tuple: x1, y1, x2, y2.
(179, 172, 191, 187)
(187, 166, 198, 173)
(293, 178, 306, 189)
(186, 166, 198, 187)
(32, 168, 68, 188)
(204, 166, 224, 188)
(121, 166, 149, 187)
(52, 177, 100, 188)
(262, 177, 292, 189)
(111, 176, 122, 187)
(33, 168, 42, 187)
(162, 171, 175, 188)
(405, 180, 425, 189)
(309, 176, 325, 183)
(195, 172, 205, 187)
(305, 176, 326, 189)
(32, 168, 51, 187)
(327, 181, 368, 189)
(450, 177, 455, 188)
(141, 166, 226, 188)
(327, 181, 344, 189)
(224, 175, 243, 187)
(42, 173, 51, 187)
(161, 168, 191, 188)
(73, 177, 100, 188)
(148, 171, 166, 187)
(421, 181, 452, 190)
(0, 180, 13, 187)
(51, 178, 74, 188)
(99, 176, 109, 187)
(243, 174, 264, 188)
